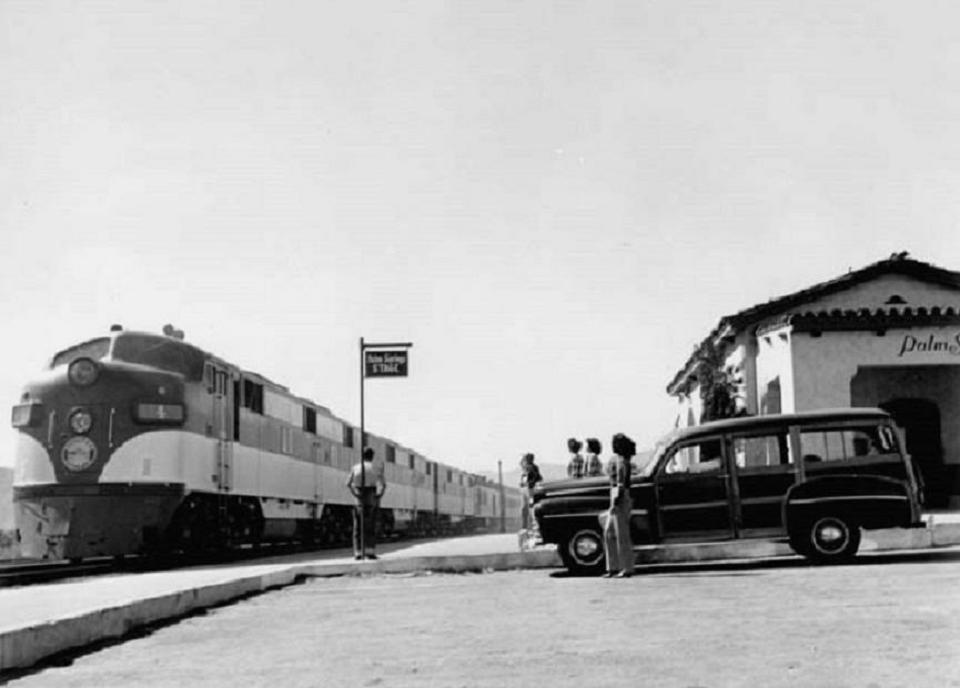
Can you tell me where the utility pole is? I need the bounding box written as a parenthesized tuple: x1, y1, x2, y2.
(498, 459, 506, 533)
(358, 338, 413, 557)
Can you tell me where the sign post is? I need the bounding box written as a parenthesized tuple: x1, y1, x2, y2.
(358, 338, 413, 557)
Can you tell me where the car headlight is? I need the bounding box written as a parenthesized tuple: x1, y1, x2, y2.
(69, 408, 93, 434)
(68, 358, 99, 386)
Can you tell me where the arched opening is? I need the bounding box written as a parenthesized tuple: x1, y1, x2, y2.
(850, 364, 960, 508)
(879, 398, 946, 507)
(761, 377, 781, 415)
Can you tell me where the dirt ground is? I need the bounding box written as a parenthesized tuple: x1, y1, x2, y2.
(6, 552, 960, 687)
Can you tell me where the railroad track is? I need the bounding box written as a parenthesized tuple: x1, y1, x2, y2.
(0, 531, 449, 587)
(0, 558, 117, 587)
(0, 540, 351, 587)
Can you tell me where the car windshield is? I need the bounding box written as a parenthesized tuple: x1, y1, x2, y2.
(49, 338, 111, 369)
(111, 334, 205, 380)
(636, 436, 672, 478)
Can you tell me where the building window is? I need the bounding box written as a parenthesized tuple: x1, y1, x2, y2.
(447, 470, 453, 483)
(304, 407, 317, 434)
(342, 425, 354, 448)
(425, 462, 432, 476)
(386, 445, 396, 463)
(408, 454, 416, 469)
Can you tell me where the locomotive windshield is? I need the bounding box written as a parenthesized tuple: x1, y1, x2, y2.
(112, 334, 205, 380)
(50, 338, 111, 369)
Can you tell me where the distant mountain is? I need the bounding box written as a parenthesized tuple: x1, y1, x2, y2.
(482, 450, 656, 488)
(0, 466, 11, 529)
(482, 462, 567, 488)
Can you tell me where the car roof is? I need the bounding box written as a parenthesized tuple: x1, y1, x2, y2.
(664, 408, 891, 444)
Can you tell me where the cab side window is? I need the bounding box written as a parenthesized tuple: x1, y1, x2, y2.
(663, 438, 723, 475)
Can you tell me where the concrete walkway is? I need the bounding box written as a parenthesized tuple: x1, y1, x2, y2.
(2, 513, 959, 673)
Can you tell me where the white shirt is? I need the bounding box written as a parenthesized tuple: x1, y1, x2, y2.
(347, 460, 385, 492)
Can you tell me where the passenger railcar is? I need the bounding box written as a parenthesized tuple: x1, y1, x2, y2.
(10, 326, 519, 560)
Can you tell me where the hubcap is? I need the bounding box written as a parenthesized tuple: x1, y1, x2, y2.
(570, 530, 602, 565)
(813, 519, 848, 553)
(575, 536, 599, 558)
(819, 525, 844, 543)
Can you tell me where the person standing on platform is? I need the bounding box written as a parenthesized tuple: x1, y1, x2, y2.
(584, 437, 604, 477)
(566, 438, 585, 478)
(603, 433, 636, 578)
(347, 446, 386, 560)
(519, 452, 543, 531)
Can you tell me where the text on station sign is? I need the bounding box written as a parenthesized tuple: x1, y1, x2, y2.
(365, 350, 409, 377)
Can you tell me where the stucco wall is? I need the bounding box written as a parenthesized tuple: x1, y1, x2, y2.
(674, 387, 702, 429)
(791, 326, 960, 464)
(792, 327, 960, 407)
(0, 467, 11, 529)
(726, 335, 755, 415)
(668, 272, 960, 430)
(754, 325, 797, 415)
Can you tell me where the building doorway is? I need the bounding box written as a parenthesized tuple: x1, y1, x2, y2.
(851, 365, 960, 508)
(879, 398, 945, 507)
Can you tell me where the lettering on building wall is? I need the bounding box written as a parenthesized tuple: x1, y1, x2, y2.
(897, 332, 960, 357)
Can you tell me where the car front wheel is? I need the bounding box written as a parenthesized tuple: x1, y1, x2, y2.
(558, 527, 605, 575)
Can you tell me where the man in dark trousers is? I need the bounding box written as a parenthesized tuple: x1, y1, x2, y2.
(518, 452, 544, 550)
(347, 446, 386, 560)
(603, 433, 636, 578)
(519, 452, 543, 531)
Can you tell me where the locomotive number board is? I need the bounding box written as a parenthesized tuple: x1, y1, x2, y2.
(365, 350, 409, 377)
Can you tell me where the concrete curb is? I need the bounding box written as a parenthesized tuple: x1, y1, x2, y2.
(0, 569, 301, 672)
(293, 549, 562, 578)
(2, 520, 959, 673)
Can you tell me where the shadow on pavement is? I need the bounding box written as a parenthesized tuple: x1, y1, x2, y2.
(548, 547, 960, 579)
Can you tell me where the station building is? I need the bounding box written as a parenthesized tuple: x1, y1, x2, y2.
(666, 252, 960, 507)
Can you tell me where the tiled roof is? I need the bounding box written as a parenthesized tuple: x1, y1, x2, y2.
(666, 252, 960, 394)
(756, 306, 960, 335)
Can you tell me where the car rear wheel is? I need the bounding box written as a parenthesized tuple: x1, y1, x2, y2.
(791, 514, 861, 564)
(558, 528, 605, 575)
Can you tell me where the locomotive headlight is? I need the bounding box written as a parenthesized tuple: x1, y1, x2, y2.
(61, 436, 97, 472)
(69, 409, 93, 434)
(11, 402, 42, 428)
(68, 358, 99, 387)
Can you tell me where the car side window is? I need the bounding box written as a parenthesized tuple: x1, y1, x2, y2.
(732, 433, 792, 470)
(799, 426, 894, 464)
(663, 438, 723, 475)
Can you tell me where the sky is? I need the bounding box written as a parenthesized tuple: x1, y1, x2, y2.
(1, 1, 959, 476)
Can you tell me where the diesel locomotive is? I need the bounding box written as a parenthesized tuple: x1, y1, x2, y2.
(10, 326, 520, 560)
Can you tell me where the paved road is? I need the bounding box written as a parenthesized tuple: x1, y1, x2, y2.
(5, 550, 960, 687)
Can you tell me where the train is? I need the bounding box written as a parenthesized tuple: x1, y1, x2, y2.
(10, 325, 522, 560)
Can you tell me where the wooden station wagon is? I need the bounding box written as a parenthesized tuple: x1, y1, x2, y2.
(533, 409, 925, 574)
